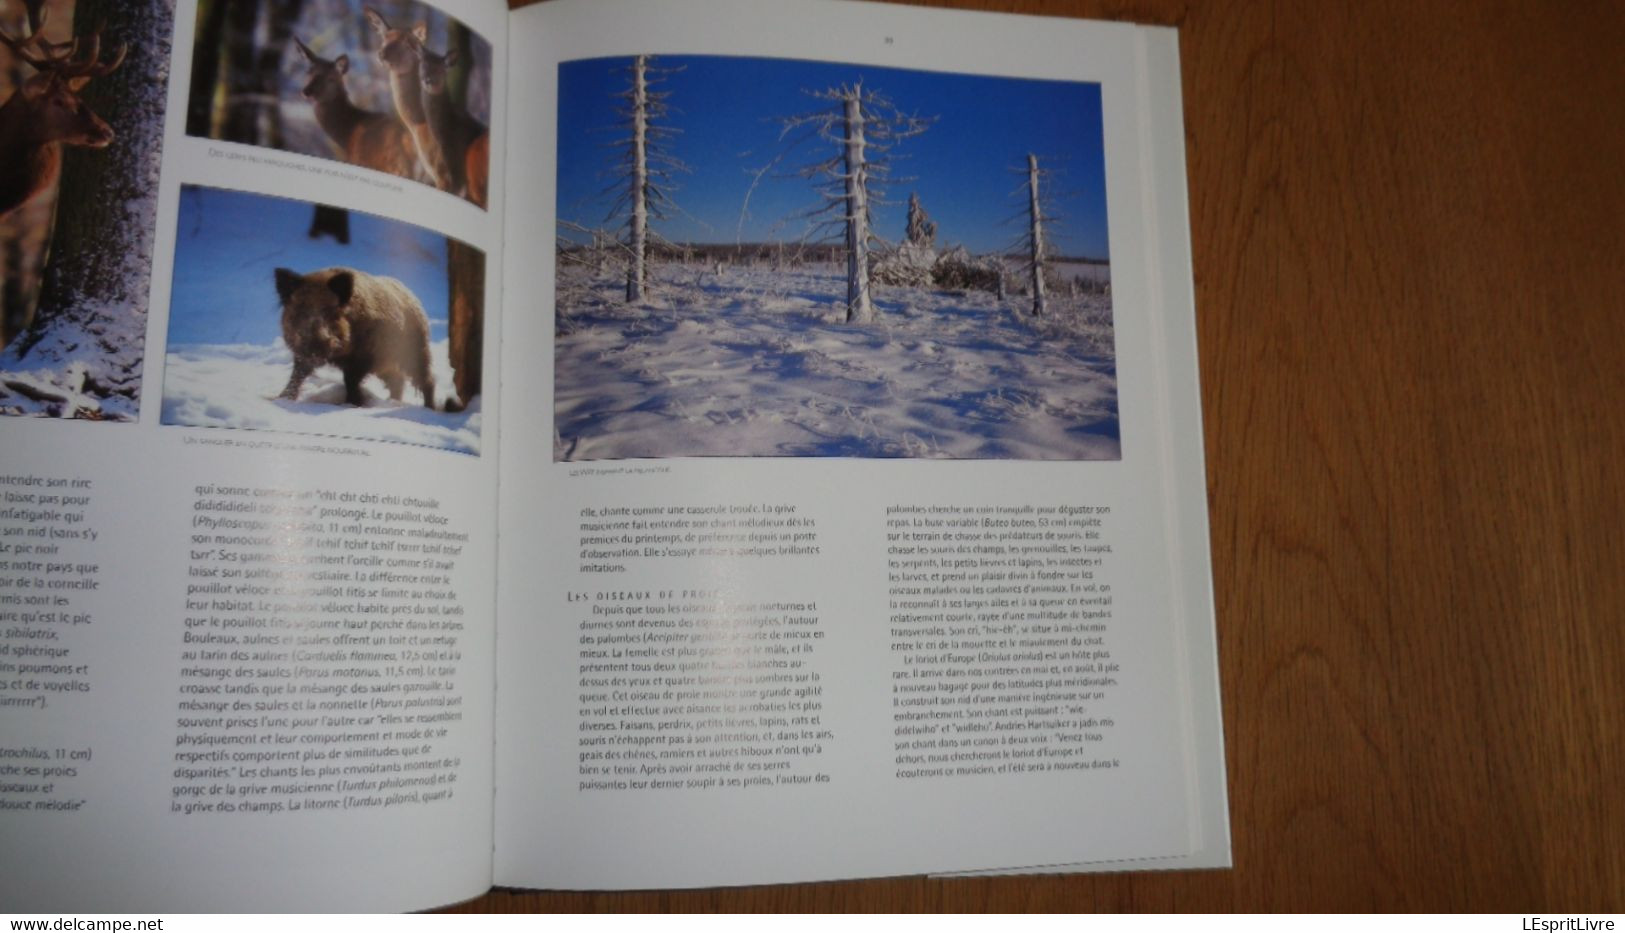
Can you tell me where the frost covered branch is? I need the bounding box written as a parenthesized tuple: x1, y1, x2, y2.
(772, 82, 934, 323)
(602, 55, 688, 303)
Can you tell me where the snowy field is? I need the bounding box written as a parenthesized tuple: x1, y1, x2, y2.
(554, 263, 1117, 461)
(162, 338, 481, 455)
(1053, 260, 1112, 286)
(0, 296, 145, 421)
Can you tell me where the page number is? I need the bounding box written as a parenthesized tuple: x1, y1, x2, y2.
(884, 36, 894, 45)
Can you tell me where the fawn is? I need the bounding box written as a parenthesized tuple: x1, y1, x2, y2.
(362, 7, 449, 192)
(418, 43, 488, 207)
(291, 38, 418, 181)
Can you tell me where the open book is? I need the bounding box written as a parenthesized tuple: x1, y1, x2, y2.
(0, 0, 1227, 911)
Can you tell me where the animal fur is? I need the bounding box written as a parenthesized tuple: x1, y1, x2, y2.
(274, 266, 439, 409)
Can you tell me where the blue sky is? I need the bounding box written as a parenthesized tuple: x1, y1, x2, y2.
(167, 186, 452, 346)
(557, 55, 1109, 260)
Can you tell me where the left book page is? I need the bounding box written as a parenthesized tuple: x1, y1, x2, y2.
(0, 0, 507, 912)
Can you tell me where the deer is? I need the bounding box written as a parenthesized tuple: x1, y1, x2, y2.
(291, 37, 418, 182)
(0, 3, 126, 219)
(362, 7, 449, 192)
(417, 43, 488, 208)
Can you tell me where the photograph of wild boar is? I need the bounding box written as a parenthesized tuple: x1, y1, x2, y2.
(0, 0, 171, 420)
(186, 0, 491, 208)
(554, 55, 1114, 461)
(161, 185, 485, 455)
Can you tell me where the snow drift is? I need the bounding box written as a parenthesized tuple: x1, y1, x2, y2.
(555, 263, 1116, 461)
(163, 338, 480, 456)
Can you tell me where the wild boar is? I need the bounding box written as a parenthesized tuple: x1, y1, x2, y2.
(274, 266, 438, 409)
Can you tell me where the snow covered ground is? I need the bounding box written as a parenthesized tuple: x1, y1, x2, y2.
(162, 338, 481, 456)
(554, 263, 1117, 461)
(0, 296, 146, 421)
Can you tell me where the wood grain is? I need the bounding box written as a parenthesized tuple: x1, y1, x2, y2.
(471, 0, 1625, 911)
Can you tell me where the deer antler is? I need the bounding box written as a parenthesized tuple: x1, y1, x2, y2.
(0, 8, 124, 82)
(57, 30, 126, 81)
(63, 29, 100, 69)
(0, 2, 53, 70)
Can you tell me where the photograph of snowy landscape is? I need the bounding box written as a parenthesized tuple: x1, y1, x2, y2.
(185, 0, 492, 207)
(554, 54, 1115, 461)
(0, 0, 170, 420)
(161, 185, 484, 455)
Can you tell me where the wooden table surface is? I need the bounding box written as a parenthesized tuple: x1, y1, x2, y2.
(473, 0, 1625, 912)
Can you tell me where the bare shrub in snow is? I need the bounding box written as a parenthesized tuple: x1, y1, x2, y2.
(872, 191, 941, 287)
(1021, 153, 1051, 315)
(930, 246, 1001, 292)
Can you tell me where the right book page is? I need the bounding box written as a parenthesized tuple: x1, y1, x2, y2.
(495, 0, 1227, 889)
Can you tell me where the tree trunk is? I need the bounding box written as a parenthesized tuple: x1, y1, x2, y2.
(843, 91, 874, 324)
(1, 232, 29, 348)
(186, 0, 228, 138)
(307, 205, 350, 244)
(625, 55, 647, 303)
(12, 0, 172, 413)
(252, 0, 304, 150)
(221, 0, 267, 144)
(1027, 153, 1046, 316)
(447, 239, 484, 409)
(447, 20, 474, 114)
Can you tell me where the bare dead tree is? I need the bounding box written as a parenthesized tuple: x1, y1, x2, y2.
(1025, 153, 1047, 315)
(1005, 152, 1065, 316)
(777, 82, 931, 323)
(606, 54, 686, 303)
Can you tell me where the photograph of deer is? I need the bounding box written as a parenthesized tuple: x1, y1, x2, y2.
(161, 185, 485, 455)
(0, 0, 170, 420)
(186, 0, 491, 208)
(554, 55, 1114, 462)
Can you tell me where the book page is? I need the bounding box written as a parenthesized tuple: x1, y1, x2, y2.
(942, 29, 1229, 878)
(495, 0, 1226, 889)
(0, 0, 508, 912)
